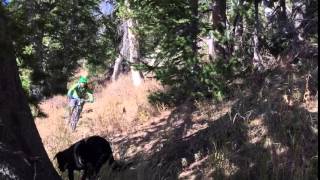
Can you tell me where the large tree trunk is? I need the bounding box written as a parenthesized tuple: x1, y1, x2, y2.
(128, 19, 144, 86)
(292, 0, 306, 41)
(126, 0, 144, 86)
(262, 0, 274, 23)
(0, 7, 61, 180)
(112, 21, 128, 82)
(278, 0, 287, 24)
(232, 0, 244, 54)
(211, 0, 226, 60)
(190, 0, 199, 55)
(252, 0, 263, 71)
(111, 54, 124, 81)
(112, 2, 143, 86)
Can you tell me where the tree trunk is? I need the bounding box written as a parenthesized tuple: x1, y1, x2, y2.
(111, 54, 124, 81)
(292, 0, 306, 41)
(0, 7, 61, 180)
(234, 17, 243, 53)
(126, 0, 144, 86)
(278, 0, 287, 23)
(190, 0, 199, 55)
(211, 0, 226, 60)
(252, 0, 263, 71)
(207, 38, 214, 61)
(262, 0, 274, 24)
(128, 18, 144, 86)
(112, 1, 143, 86)
(232, 0, 244, 54)
(112, 21, 128, 82)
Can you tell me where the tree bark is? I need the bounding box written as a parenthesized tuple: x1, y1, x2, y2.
(278, 0, 287, 23)
(128, 19, 144, 86)
(0, 7, 61, 180)
(125, 0, 144, 86)
(111, 54, 124, 81)
(232, 0, 244, 54)
(190, 0, 199, 55)
(211, 0, 226, 60)
(292, 0, 306, 41)
(262, 0, 274, 24)
(207, 38, 214, 60)
(112, 21, 128, 82)
(112, 1, 144, 86)
(252, 0, 263, 71)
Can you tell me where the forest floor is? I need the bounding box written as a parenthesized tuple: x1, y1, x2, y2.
(35, 65, 318, 179)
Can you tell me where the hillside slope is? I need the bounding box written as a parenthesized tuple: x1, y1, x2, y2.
(35, 69, 318, 179)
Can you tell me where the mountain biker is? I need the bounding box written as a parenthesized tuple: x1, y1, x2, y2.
(67, 76, 94, 128)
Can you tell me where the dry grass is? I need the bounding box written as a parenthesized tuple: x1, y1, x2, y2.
(86, 75, 163, 134)
(34, 64, 318, 180)
(35, 74, 165, 175)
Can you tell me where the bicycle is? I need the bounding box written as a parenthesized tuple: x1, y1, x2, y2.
(69, 98, 85, 131)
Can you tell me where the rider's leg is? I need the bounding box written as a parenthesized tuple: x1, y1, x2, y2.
(68, 106, 75, 117)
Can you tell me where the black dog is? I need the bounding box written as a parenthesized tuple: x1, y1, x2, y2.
(55, 136, 115, 180)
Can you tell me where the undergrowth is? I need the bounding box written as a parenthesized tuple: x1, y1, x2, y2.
(35, 58, 317, 179)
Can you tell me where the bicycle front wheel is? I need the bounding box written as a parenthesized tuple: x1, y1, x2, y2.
(70, 106, 81, 131)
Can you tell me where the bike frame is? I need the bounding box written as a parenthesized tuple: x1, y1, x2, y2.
(70, 99, 84, 131)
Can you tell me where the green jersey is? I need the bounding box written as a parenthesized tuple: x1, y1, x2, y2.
(67, 83, 94, 103)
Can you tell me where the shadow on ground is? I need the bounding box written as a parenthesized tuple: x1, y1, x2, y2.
(100, 69, 318, 180)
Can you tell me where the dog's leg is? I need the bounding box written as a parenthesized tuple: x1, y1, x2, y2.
(91, 165, 102, 180)
(67, 168, 74, 180)
(88, 165, 96, 180)
(81, 169, 87, 180)
(82, 164, 94, 180)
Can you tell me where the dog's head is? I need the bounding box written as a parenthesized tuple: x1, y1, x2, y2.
(54, 151, 68, 172)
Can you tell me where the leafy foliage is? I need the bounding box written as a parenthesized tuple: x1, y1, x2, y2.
(7, 0, 118, 100)
(117, 0, 318, 105)
(4, 0, 318, 106)
(118, 0, 234, 104)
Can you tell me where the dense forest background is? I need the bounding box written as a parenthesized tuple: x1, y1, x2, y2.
(2, 0, 318, 104)
(0, 0, 318, 179)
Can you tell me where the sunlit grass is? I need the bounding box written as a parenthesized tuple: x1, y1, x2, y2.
(35, 75, 165, 172)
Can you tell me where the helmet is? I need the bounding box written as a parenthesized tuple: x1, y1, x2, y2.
(79, 76, 88, 84)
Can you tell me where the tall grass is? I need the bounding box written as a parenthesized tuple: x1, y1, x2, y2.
(35, 75, 165, 176)
(34, 69, 318, 179)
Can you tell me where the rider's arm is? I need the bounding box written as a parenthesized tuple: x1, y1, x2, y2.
(67, 84, 78, 99)
(86, 90, 94, 103)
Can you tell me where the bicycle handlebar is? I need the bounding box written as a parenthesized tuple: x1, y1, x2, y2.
(67, 97, 91, 105)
